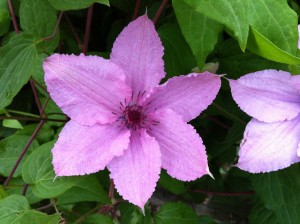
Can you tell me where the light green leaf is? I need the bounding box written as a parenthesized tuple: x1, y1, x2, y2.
(0, 135, 39, 177)
(248, 0, 298, 55)
(19, 0, 59, 52)
(181, 0, 300, 64)
(0, 0, 10, 36)
(173, 0, 223, 68)
(247, 26, 300, 65)
(47, 0, 109, 10)
(0, 186, 7, 200)
(57, 175, 110, 205)
(0, 33, 39, 110)
(158, 23, 196, 78)
(3, 119, 23, 129)
(154, 202, 199, 224)
(22, 141, 82, 198)
(251, 164, 300, 224)
(183, 0, 248, 51)
(0, 194, 61, 224)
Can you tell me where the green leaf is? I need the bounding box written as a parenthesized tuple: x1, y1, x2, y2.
(247, 26, 300, 65)
(183, 0, 248, 50)
(0, 194, 61, 224)
(19, 0, 59, 52)
(249, 201, 278, 224)
(158, 23, 196, 78)
(154, 202, 199, 224)
(57, 175, 110, 205)
(83, 214, 114, 224)
(119, 203, 152, 224)
(16, 123, 54, 144)
(0, 33, 39, 110)
(6, 177, 42, 204)
(22, 141, 82, 198)
(0, 186, 7, 200)
(0, 0, 10, 36)
(47, 0, 109, 10)
(182, 0, 300, 64)
(0, 135, 39, 177)
(251, 164, 300, 224)
(158, 170, 186, 195)
(173, 0, 223, 68)
(248, 0, 298, 55)
(218, 39, 287, 79)
(3, 119, 23, 129)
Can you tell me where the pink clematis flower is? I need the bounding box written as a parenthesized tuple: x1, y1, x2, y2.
(43, 15, 221, 208)
(229, 70, 300, 173)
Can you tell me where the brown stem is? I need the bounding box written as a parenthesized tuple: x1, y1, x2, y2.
(192, 189, 255, 196)
(7, 0, 19, 33)
(82, 5, 94, 54)
(109, 179, 114, 199)
(30, 79, 43, 113)
(40, 97, 50, 117)
(0, 116, 69, 123)
(132, 0, 141, 20)
(4, 120, 46, 187)
(35, 202, 54, 211)
(153, 0, 168, 25)
(22, 184, 29, 196)
(30, 78, 48, 95)
(43, 12, 63, 41)
(64, 14, 83, 50)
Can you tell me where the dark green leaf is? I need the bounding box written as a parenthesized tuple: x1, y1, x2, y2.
(173, 0, 223, 68)
(158, 23, 196, 78)
(119, 203, 152, 224)
(16, 123, 54, 144)
(252, 164, 300, 224)
(158, 170, 186, 195)
(0, 0, 10, 36)
(154, 202, 199, 224)
(83, 214, 114, 224)
(0, 33, 39, 110)
(47, 0, 109, 10)
(249, 201, 278, 224)
(22, 141, 82, 198)
(0, 135, 39, 177)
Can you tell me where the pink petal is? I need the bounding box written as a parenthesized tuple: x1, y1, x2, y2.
(236, 117, 300, 173)
(144, 72, 221, 122)
(52, 121, 130, 176)
(229, 70, 300, 123)
(44, 54, 131, 126)
(108, 130, 161, 209)
(148, 109, 210, 181)
(110, 15, 165, 94)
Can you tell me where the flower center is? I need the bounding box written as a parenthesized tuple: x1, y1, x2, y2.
(123, 104, 144, 129)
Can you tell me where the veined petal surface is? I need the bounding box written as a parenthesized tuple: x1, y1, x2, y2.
(110, 15, 165, 94)
(52, 121, 130, 176)
(229, 70, 300, 123)
(44, 54, 131, 126)
(236, 116, 300, 173)
(148, 109, 210, 181)
(108, 130, 161, 209)
(144, 72, 221, 122)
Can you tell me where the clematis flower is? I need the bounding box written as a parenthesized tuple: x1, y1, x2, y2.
(43, 15, 221, 209)
(229, 70, 300, 173)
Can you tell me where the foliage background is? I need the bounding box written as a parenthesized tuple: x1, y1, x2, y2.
(0, 0, 300, 223)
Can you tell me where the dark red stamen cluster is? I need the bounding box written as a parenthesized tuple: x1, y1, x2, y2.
(123, 104, 144, 129)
